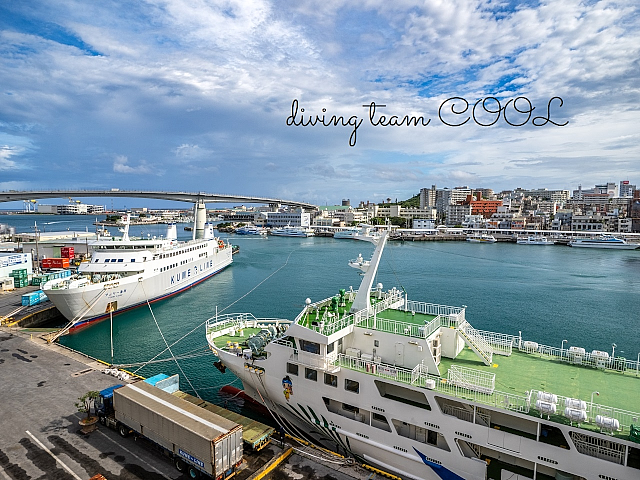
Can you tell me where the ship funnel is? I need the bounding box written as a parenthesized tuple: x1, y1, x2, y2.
(203, 223, 215, 240)
(166, 223, 177, 241)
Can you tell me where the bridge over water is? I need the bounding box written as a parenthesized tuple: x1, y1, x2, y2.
(0, 189, 317, 230)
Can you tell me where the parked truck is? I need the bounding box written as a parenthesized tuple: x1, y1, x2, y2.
(97, 380, 243, 479)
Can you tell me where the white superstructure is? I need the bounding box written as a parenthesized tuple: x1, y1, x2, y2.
(569, 236, 639, 250)
(43, 217, 232, 330)
(207, 232, 640, 480)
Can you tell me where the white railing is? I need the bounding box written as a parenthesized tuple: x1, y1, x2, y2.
(297, 289, 405, 336)
(334, 354, 531, 414)
(404, 300, 465, 321)
(447, 365, 496, 395)
(442, 404, 474, 423)
(473, 329, 515, 356)
(457, 321, 493, 365)
(205, 313, 291, 339)
(519, 341, 640, 374)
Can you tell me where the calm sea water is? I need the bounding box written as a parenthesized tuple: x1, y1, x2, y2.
(5, 214, 640, 407)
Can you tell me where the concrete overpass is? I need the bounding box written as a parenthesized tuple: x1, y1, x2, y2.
(0, 190, 316, 210)
(1, 189, 317, 231)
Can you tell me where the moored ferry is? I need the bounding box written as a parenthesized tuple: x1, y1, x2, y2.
(466, 233, 497, 243)
(270, 225, 315, 237)
(517, 235, 554, 245)
(43, 216, 232, 330)
(207, 232, 640, 480)
(568, 236, 639, 250)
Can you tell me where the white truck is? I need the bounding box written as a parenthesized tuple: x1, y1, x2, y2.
(97, 380, 243, 479)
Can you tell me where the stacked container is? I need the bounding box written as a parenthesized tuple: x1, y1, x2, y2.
(41, 258, 70, 269)
(61, 247, 74, 259)
(9, 269, 29, 288)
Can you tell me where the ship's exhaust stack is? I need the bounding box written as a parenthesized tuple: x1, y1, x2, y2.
(166, 223, 177, 242)
(203, 223, 215, 240)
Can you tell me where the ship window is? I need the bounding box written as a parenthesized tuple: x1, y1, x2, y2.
(94, 259, 99, 262)
(342, 403, 358, 413)
(131, 259, 135, 262)
(286, 363, 298, 376)
(345, 379, 360, 393)
(324, 373, 338, 387)
(118, 259, 123, 262)
(300, 340, 320, 355)
(305, 368, 317, 381)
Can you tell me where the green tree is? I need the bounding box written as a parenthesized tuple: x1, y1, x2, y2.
(75, 391, 100, 419)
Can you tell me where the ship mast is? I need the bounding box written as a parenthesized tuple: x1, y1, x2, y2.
(349, 231, 388, 313)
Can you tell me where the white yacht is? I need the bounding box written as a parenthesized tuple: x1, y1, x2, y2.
(235, 225, 267, 236)
(207, 232, 640, 480)
(466, 233, 497, 243)
(270, 225, 315, 237)
(568, 236, 639, 250)
(43, 216, 232, 330)
(517, 235, 554, 245)
(334, 227, 361, 239)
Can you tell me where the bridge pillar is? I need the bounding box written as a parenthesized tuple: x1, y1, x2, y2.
(194, 201, 207, 231)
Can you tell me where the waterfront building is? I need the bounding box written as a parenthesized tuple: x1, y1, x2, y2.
(436, 186, 472, 214)
(255, 211, 311, 228)
(37, 203, 105, 215)
(419, 185, 437, 209)
(412, 218, 435, 229)
(461, 193, 502, 218)
(446, 203, 472, 226)
(571, 214, 605, 232)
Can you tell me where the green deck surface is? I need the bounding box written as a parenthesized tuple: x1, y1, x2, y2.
(301, 298, 436, 329)
(439, 347, 640, 416)
(174, 391, 274, 448)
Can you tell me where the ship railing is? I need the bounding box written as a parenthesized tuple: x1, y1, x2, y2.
(287, 349, 339, 371)
(205, 313, 290, 338)
(472, 329, 516, 356)
(299, 289, 405, 336)
(356, 315, 442, 340)
(529, 389, 640, 434)
(404, 300, 465, 323)
(334, 354, 531, 414)
(519, 341, 640, 374)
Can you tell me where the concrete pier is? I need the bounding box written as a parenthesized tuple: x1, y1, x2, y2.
(0, 328, 375, 480)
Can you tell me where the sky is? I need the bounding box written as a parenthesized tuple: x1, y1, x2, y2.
(1, 0, 639, 209)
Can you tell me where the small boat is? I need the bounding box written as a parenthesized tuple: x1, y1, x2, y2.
(269, 225, 315, 237)
(333, 227, 361, 239)
(466, 233, 497, 243)
(517, 235, 554, 245)
(568, 235, 639, 249)
(235, 225, 267, 236)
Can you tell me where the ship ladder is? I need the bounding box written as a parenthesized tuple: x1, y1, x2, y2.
(457, 324, 493, 366)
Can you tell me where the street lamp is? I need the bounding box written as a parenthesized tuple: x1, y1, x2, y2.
(612, 343, 617, 358)
(561, 339, 568, 358)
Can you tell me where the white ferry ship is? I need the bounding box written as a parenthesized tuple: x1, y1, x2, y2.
(270, 225, 315, 237)
(235, 225, 267, 236)
(207, 232, 640, 480)
(517, 235, 554, 245)
(43, 216, 232, 330)
(568, 236, 639, 250)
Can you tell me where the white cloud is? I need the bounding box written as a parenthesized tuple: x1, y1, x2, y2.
(113, 155, 153, 174)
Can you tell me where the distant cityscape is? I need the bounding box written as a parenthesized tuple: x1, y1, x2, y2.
(4, 180, 640, 234)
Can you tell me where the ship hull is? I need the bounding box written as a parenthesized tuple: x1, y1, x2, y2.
(46, 247, 232, 329)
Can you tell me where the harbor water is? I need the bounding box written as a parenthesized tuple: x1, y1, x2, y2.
(5, 214, 640, 409)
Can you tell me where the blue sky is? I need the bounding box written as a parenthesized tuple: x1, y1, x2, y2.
(1, 0, 639, 208)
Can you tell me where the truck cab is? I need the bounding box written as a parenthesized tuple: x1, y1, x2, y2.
(96, 384, 123, 428)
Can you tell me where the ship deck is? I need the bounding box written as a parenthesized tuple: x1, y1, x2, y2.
(439, 347, 640, 436)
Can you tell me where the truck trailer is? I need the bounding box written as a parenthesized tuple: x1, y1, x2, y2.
(97, 381, 243, 479)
